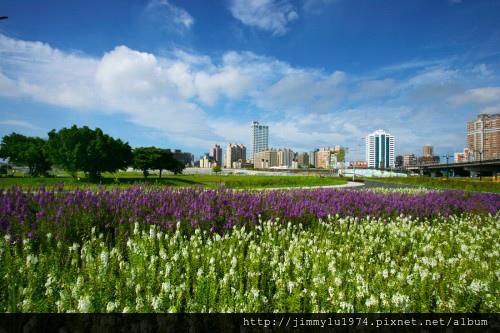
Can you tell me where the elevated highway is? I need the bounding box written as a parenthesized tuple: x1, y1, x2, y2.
(406, 158, 500, 177)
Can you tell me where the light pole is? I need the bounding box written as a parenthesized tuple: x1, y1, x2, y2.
(329, 151, 336, 176)
(353, 138, 365, 181)
(442, 154, 452, 178)
(473, 150, 485, 181)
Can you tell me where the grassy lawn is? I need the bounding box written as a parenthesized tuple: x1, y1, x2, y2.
(0, 172, 347, 190)
(370, 176, 500, 193)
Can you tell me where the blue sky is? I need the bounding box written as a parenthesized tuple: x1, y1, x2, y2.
(1, 0, 499, 162)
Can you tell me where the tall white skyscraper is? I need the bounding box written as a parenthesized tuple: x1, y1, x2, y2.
(250, 121, 269, 162)
(366, 129, 395, 169)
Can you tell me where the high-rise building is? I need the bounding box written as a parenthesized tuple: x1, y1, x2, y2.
(403, 153, 417, 167)
(250, 121, 269, 163)
(173, 149, 194, 167)
(423, 145, 434, 157)
(297, 152, 309, 167)
(277, 148, 295, 167)
(366, 129, 395, 169)
(199, 153, 212, 168)
(467, 113, 500, 160)
(254, 149, 278, 168)
(395, 155, 403, 168)
(225, 143, 246, 168)
(316, 147, 341, 169)
(210, 144, 223, 167)
(309, 149, 319, 168)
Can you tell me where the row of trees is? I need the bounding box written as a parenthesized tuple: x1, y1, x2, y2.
(0, 125, 185, 180)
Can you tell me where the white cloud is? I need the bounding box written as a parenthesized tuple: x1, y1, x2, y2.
(258, 70, 346, 113)
(449, 87, 500, 105)
(472, 64, 492, 77)
(194, 67, 255, 106)
(164, 62, 196, 98)
(406, 67, 460, 88)
(351, 79, 395, 100)
(0, 33, 495, 158)
(145, 0, 194, 30)
(0, 34, 99, 108)
(480, 104, 500, 114)
(96, 46, 163, 99)
(0, 72, 21, 98)
(302, 0, 335, 14)
(228, 0, 299, 36)
(0, 119, 42, 130)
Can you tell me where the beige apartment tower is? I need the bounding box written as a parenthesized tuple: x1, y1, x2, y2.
(467, 114, 500, 160)
(423, 145, 434, 157)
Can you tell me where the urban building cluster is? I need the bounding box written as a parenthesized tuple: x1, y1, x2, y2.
(193, 121, 397, 170)
(186, 113, 499, 170)
(401, 113, 499, 169)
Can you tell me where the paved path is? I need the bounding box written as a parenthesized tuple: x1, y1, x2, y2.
(249, 180, 422, 191)
(351, 180, 424, 190)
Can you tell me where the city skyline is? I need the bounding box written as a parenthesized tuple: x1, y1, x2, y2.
(1, 1, 500, 162)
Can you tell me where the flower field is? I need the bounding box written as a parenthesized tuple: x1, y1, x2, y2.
(0, 185, 499, 312)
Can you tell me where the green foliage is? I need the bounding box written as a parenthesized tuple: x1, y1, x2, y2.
(337, 146, 348, 163)
(1, 214, 498, 312)
(212, 165, 222, 175)
(168, 158, 185, 175)
(0, 133, 52, 177)
(45, 125, 132, 180)
(372, 177, 500, 193)
(0, 174, 343, 190)
(132, 147, 185, 178)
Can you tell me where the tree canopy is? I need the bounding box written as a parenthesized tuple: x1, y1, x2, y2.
(133, 147, 185, 178)
(45, 125, 132, 180)
(0, 132, 52, 176)
(337, 147, 348, 163)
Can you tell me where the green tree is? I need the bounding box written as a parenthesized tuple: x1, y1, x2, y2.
(133, 147, 162, 178)
(0, 133, 52, 176)
(168, 157, 185, 175)
(337, 146, 348, 163)
(0, 164, 7, 177)
(133, 147, 185, 178)
(46, 125, 132, 180)
(212, 165, 222, 175)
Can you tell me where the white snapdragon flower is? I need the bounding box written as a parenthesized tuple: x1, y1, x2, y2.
(77, 295, 92, 312)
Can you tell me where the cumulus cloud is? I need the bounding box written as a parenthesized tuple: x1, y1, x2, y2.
(228, 0, 299, 36)
(0, 34, 99, 108)
(96, 46, 162, 99)
(0, 33, 495, 157)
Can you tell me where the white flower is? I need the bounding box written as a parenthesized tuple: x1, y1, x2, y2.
(26, 254, 38, 267)
(100, 251, 109, 266)
(106, 302, 117, 312)
(365, 295, 378, 308)
(151, 296, 161, 311)
(77, 295, 92, 312)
